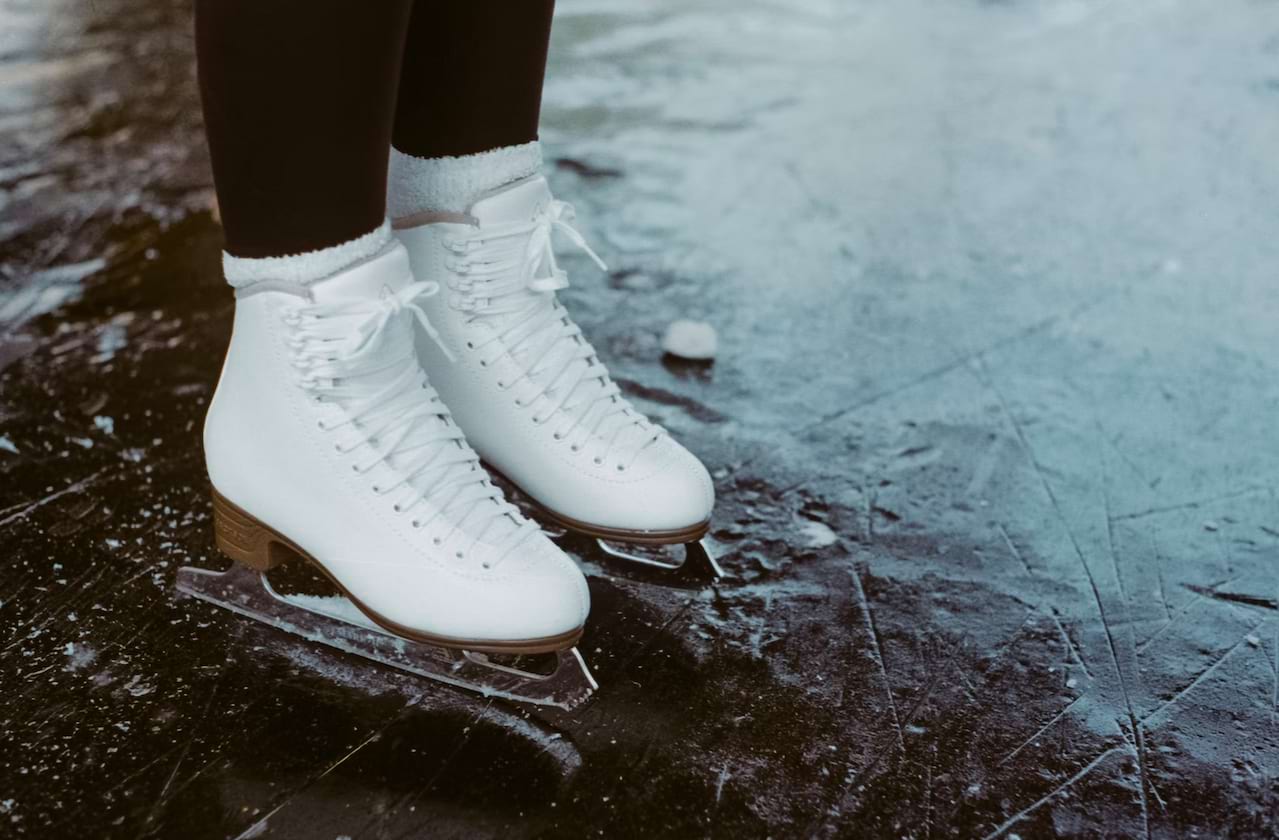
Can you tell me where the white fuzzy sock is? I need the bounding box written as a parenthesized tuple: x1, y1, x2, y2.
(221, 220, 393, 288)
(387, 141, 543, 219)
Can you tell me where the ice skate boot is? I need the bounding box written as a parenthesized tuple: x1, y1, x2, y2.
(392, 178, 721, 585)
(181, 238, 597, 710)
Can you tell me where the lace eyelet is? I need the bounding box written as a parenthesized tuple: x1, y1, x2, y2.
(411, 520, 420, 528)
(482, 561, 492, 570)
(553, 433, 562, 440)
(571, 445, 580, 452)
(393, 504, 402, 512)
(593, 457, 603, 465)
(372, 485, 381, 493)
(455, 551, 464, 559)
(433, 537, 442, 545)
(466, 341, 475, 350)
(617, 465, 626, 472)
(351, 465, 359, 472)
(479, 360, 488, 368)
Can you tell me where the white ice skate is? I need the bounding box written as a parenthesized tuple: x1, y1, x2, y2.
(180, 242, 597, 710)
(393, 177, 722, 585)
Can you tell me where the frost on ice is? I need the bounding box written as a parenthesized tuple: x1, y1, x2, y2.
(63, 642, 97, 671)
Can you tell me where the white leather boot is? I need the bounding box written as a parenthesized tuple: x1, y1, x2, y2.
(203, 239, 590, 653)
(392, 177, 715, 545)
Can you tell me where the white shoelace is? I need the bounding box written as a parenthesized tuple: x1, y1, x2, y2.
(443, 200, 662, 470)
(284, 280, 540, 567)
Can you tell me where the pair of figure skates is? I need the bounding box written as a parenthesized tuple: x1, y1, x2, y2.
(177, 176, 719, 710)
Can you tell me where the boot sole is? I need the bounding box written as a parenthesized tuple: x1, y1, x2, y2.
(209, 487, 585, 655)
(483, 463, 711, 545)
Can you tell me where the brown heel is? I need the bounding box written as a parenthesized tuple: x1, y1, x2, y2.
(211, 488, 287, 572)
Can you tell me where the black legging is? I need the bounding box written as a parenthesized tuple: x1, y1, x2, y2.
(195, 0, 555, 259)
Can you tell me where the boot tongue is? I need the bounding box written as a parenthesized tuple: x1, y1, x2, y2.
(305, 240, 432, 448)
(309, 242, 413, 304)
(457, 176, 558, 351)
(468, 175, 552, 227)
(304, 241, 416, 395)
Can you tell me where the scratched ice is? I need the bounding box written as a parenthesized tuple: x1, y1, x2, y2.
(0, 0, 1276, 836)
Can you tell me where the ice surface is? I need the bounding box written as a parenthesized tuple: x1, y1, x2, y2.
(4, 0, 1279, 835)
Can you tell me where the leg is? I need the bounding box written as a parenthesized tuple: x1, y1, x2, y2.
(388, 0, 555, 218)
(393, 0, 554, 159)
(196, 0, 411, 258)
(191, 0, 593, 687)
(388, 2, 718, 583)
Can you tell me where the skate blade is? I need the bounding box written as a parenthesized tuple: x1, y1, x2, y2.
(482, 464, 721, 586)
(573, 537, 724, 588)
(174, 563, 598, 711)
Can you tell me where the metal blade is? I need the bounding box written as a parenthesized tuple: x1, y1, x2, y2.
(174, 563, 598, 711)
(585, 537, 724, 587)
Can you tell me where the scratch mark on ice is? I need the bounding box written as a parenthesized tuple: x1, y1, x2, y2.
(850, 563, 905, 755)
(1137, 576, 1242, 653)
(1098, 432, 1130, 605)
(1141, 617, 1272, 730)
(150, 678, 221, 823)
(0, 468, 110, 528)
(997, 524, 1093, 680)
(805, 299, 1101, 432)
(233, 725, 386, 840)
(1110, 486, 1268, 523)
(1151, 532, 1174, 622)
(981, 747, 1124, 839)
(975, 359, 1154, 833)
(997, 695, 1086, 767)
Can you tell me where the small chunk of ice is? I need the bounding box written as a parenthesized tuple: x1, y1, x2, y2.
(799, 520, 839, 548)
(93, 415, 115, 435)
(661, 319, 718, 361)
(0, 435, 17, 455)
